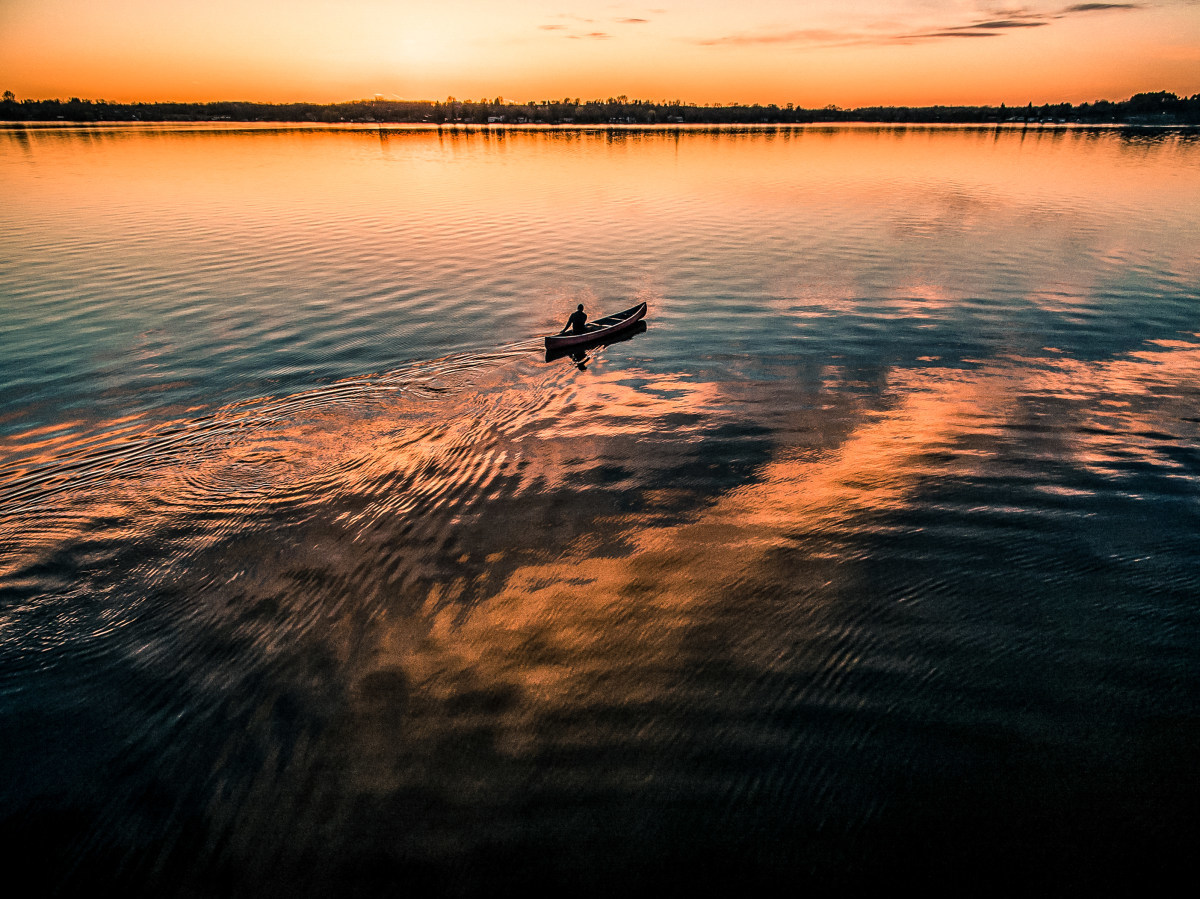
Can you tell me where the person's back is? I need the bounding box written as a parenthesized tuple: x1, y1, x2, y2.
(562, 304, 588, 334)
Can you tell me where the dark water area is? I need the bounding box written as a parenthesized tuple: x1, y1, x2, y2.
(2, 123, 1199, 894)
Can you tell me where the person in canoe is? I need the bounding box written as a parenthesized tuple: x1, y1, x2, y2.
(558, 303, 588, 335)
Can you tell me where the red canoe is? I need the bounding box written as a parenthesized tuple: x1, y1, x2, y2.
(544, 302, 648, 351)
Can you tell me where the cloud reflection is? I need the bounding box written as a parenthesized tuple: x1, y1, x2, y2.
(5, 319, 1199, 876)
(346, 331, 1200, 795)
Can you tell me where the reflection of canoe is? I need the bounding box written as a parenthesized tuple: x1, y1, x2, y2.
(544, 302, 648, 351)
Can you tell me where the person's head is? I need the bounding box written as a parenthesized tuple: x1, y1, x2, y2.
(577, 304, 584, 311)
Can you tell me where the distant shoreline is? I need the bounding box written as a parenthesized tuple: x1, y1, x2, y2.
(2, 92, 1197, 127)
(4, 121, 1197, 135)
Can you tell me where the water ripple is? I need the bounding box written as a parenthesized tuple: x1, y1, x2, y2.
(3, 124, 1200, 893)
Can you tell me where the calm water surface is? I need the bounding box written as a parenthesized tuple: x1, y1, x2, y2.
(2, 123, 1199, 893)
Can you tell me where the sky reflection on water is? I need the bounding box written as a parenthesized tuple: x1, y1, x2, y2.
(1, 124, 1198, 893)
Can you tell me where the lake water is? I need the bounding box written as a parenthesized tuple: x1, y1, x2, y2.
(2, 123, 1199, 893)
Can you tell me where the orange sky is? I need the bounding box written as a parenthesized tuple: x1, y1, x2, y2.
(2, 1, 1198, 106)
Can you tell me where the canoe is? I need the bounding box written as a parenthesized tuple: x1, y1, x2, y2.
(544, 302, 648, 351)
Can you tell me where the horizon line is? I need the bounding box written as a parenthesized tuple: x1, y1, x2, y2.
(5, 90, 1197, 109)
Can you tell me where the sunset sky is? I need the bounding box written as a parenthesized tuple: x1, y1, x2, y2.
(3, 1, 1198, 107)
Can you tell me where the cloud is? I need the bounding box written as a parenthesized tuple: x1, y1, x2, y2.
(1061, 3, 1143, 11)
(916, 31, 1003, 38)
(955, 19, 1049, 29)
(694, 2, 1144, 49)
(541, 12, 651, 40)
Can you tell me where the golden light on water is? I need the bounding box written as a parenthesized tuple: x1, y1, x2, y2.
(348, 333, 1200, 793)
(5, 50, 1200, 889)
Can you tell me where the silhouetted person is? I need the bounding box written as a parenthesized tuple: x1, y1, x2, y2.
(559, 303, 588, 335)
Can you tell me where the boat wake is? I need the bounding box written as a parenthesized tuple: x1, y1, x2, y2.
(0, 341, 542, 576)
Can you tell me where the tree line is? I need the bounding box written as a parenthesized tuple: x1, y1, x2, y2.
(2, 90, 1197, 126)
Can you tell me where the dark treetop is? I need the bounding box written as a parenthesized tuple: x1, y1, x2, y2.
(2, 91, 1198, 127)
